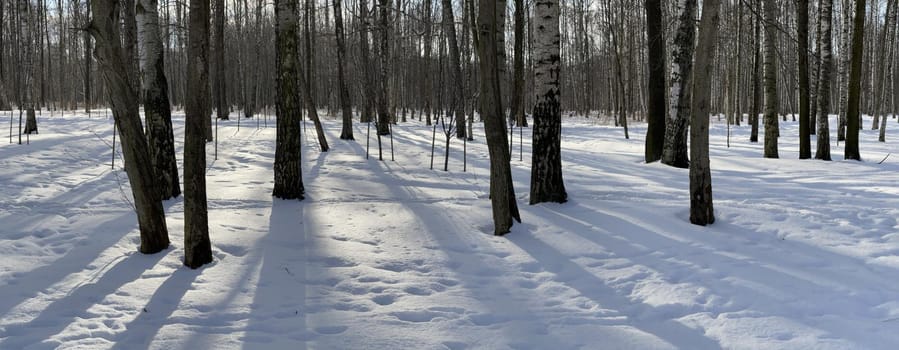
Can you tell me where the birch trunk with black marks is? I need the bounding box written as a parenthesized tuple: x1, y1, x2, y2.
(272, 0, 305, 200)
(690, 0, 719, 226)
(763, 0, 779, 158)
(816, 0, 834, 160)
(661, 0, 696, 168)
(137, 0, 181, 199)
(529, 0, 566, 205)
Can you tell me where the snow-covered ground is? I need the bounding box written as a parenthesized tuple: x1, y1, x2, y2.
(2, 110, 899, 349)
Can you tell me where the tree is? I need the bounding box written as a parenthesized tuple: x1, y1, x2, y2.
(816, 0, 833, 160)
(137, 0, 181, 199)
(301, 0, 329, 152)
(763, 0, 779, 158)
(272, 0, 305, 200)
(662, 0, 697, 168)
(509, 0, 526, 128)
(213, 0, 227, 120)
(334, 0, 354, 140)
(797, 0, 811, 159)
(690, 0, 720, 226)
(88, 0, 170, 254)
(750, 0, 762, 143)
(440, 0, 465, 139)
(184, 0, 213, 268)
(529, 0, 566, 205)
(844, 0, 865, 160)
(644, 0, 665, 163)
(478, 0, 520, 235)
(375, 0, 391, 135)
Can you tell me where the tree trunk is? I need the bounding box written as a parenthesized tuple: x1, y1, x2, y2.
(137, 0, 181, 199)
(214, 0, 227, 119)
(359, 0, 375, 123)
(845, 0, 866, 160)
(763, 0, 779, 158)
(797, 0, 811, 159)
(478, 0, 520, 235)
(334, 0, 353, 140)
(376, 0, 391, 135)
(87, 0, 170, 254)
(441, 0, 465, 139)
(272, 0, 305, 200)
(816, 0, 834, 160)
(529, 0, 566, 205)
(662, 0, 696, 168)
(644, 0, 665, 163)
(690, 0, 720, 226)
(751, 0, 762, 142)
(184, 0, 213, 268)
(509, 0, 526, 128)
(872, 0, 896, 130)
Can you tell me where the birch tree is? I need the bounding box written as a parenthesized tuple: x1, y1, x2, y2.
(763, 0, 779, 158)
(844, 0, 865, 160)
(137, 0, 181, 199)
(530, 0, 566, 205)
(272, 0, 305, 200)
(662, 0, 697, 168)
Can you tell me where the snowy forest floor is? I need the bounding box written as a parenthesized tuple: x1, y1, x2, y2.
(2, 111, 899, 349)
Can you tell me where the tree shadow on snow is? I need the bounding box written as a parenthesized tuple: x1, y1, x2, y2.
(111, 267, 199, 350)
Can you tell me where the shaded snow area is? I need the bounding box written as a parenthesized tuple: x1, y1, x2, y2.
(3, 110, 899, 350)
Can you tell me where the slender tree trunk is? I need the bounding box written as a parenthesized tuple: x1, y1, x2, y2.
(334, 0, 353, 140)
(530, 0, 566, 205)
(509, 0, 525, 128)
(751, 0, 762, 142)
(376, 0, 391, 135)
(359, 0, 375, 123)
(214, 0, 227, 119)
(478, 0, 520, 235)
(845, 0, 866, 160)
(84, 0, 92, 113)
(88, 0, 170, 254)
(690, 0, 720, 226)
(644, 0, 665, 163)
(872, 0, 896, 130)
(763, 0, 779, 158)
(137, 0, 181, 199)
(797, 0, 811, 159)
(816, 0, 834, 160)
(184, 0, 213, 268)
(441, 0, 465, 139)
(661, 0, 696, 168)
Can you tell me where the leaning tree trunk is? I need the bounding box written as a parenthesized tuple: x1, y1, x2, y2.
(690, 0, 720, 226)
(478, 0, 520, 235)
(797, 0, 811, 159)
(844, 0, 866, 160)
(661, 0, 697, 168)
(529, 0, 566, 205)
(137, 0, 181, 199)
(333, 0, 353, 140)
(272, 0, 305, 200)
(763, 0, 779, 158)
(298, 62, 330, 152)
(644, 0, 665, 163)
(816, 0, 834, 160)
(184, 0, 213, 268)
(87, 0, 170, 254)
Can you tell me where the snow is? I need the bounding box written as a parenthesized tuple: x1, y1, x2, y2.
(2, 110, 899, 349)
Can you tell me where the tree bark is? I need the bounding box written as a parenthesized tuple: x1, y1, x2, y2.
(273, 0, 305, 200)
(440, 0, 465, 139)
(751, 0, 762, 143)
(137, 0, 181, 199)
(529, 0, 566, 205)
(690, 0, 720, 226)
(509, 0, 526, 128)
(661, 0, 696, 168)
(184, 0, 213, 268)
(816, 0, 834, 160)
(88, 0, 170, 254)
(478, 0, 520, 235)
(763, 0, 779, 158)
(797, 0, 811, 159)
(334, 0, 354, 140)
(213, 0, 227, 119)
(845, 0, 866, 160)
(644, 0, 665, 163)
